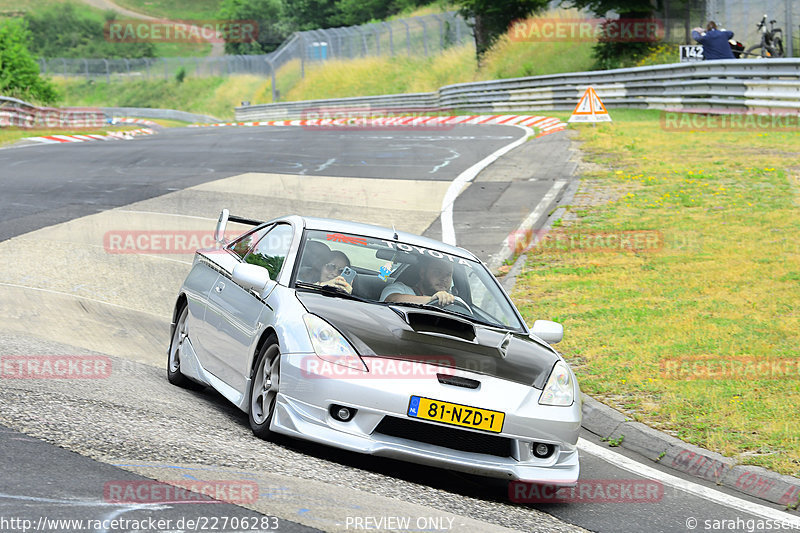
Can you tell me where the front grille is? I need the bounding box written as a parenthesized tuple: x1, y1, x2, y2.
(374, 416, 513, 458)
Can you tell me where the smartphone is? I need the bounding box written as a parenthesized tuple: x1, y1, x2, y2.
(340, 266, 356, 284)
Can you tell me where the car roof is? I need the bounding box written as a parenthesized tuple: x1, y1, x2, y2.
(292, 215, 479, 261)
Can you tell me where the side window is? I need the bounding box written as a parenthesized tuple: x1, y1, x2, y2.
(229, 225, 271, 259)
(243, 224, 293, 280)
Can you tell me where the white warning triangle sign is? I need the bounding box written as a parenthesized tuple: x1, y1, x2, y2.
(568, 87, 612, 123)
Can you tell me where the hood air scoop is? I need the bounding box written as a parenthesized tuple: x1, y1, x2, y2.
(405, 311, 476, 342)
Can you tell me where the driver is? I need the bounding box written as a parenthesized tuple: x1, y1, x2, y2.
(380, 255, 455, 305)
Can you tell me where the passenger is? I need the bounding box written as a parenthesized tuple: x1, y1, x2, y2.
(380, 255, 454, 305)
(317, 250, 353, 294)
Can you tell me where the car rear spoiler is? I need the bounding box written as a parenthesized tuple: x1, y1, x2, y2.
(214, 209, 264, 244)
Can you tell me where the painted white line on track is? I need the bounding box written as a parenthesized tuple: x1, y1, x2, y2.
(578, 438, 796, 522)
(440, 125, 534, 246)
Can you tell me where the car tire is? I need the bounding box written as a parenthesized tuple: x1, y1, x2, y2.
(249, 335, 281, 439)
(167, 303, 204, 390)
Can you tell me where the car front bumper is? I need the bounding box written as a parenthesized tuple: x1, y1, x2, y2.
(272, 353, 581, 484)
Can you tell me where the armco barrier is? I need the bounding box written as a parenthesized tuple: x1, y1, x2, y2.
(235, 59, 800, 120)
(1, 96, 106, 129)
(235, 92, 439, 121)
(99, 107, 220, 124)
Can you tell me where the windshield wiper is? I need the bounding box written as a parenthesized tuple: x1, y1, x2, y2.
(295, 281, 368, 302)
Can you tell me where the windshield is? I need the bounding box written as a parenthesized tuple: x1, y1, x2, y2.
(293, 229, 525, 331)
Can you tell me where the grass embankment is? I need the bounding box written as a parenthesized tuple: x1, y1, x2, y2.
(53, 35, 595, 117)
(511, 109, 800, 476)
(1, 0, 211, 56)
(48, 6, 596, 115)
(286, 21, 594, 101)
(54, 74, 274, 119)
(111, 0, 221, 20)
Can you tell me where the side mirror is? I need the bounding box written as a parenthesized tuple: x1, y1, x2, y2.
(233, 263, 271, 295)
(215, 209, 230, 245)
(531, 320, 563, 345)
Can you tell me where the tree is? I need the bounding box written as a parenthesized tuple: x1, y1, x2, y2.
(218, 0, 291, 54)
(25, 4, 156, 59)
(560, 0, 655, 17)
(330, 0, 395, 27)
(451, 0, 548, 61)
(280, 0, 339, 32)
(561, 0, 663, 69)
(0, 18, 58, 104)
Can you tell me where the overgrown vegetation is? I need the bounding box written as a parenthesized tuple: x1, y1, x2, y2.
(562, 0, 701, 69)
(51, 28, 595, 117)
(0, 18, 57, 103)
(54, 75, 272, 119)
(451, 0, 547, 61)
(24, 3, 155, 59)
(217, 0, 289, 54)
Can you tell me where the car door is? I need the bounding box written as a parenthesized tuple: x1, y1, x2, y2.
(203, 223, 294, 394)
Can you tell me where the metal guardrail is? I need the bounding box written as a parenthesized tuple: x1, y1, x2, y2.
(235, 92, 439, 120)
(236, 59, 800, 120)
(99, 107, 220, 123)
(0, 97, 220, 127)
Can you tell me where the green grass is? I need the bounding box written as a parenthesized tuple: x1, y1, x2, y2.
(53, 74, 274, 119)
(285, 46, 476, 101)
(1, 1, 213, 56)
(0, 0, 222, 20)
(480, 35, 595, 78)
(511, 108, 800, 476)
(111, 0, 222, 20)
(44, 5, 596, 113)
(283, 36, 595, 102)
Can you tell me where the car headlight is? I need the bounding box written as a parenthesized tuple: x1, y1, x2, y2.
(302, 314, 367, 371)
(539, 361, 574, 406)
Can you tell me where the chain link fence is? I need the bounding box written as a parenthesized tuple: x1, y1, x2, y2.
(37, 11, 473, 102)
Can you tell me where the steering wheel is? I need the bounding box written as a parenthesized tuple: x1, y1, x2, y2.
(425, 294, 474, 315)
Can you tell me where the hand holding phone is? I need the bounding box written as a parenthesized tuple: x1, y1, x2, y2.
(340, 266, 356, 284)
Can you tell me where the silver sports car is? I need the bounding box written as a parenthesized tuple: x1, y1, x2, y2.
(168, 210, 581, 484)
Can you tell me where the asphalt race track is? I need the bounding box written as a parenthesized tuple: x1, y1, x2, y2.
(0, 125, 797, 533)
